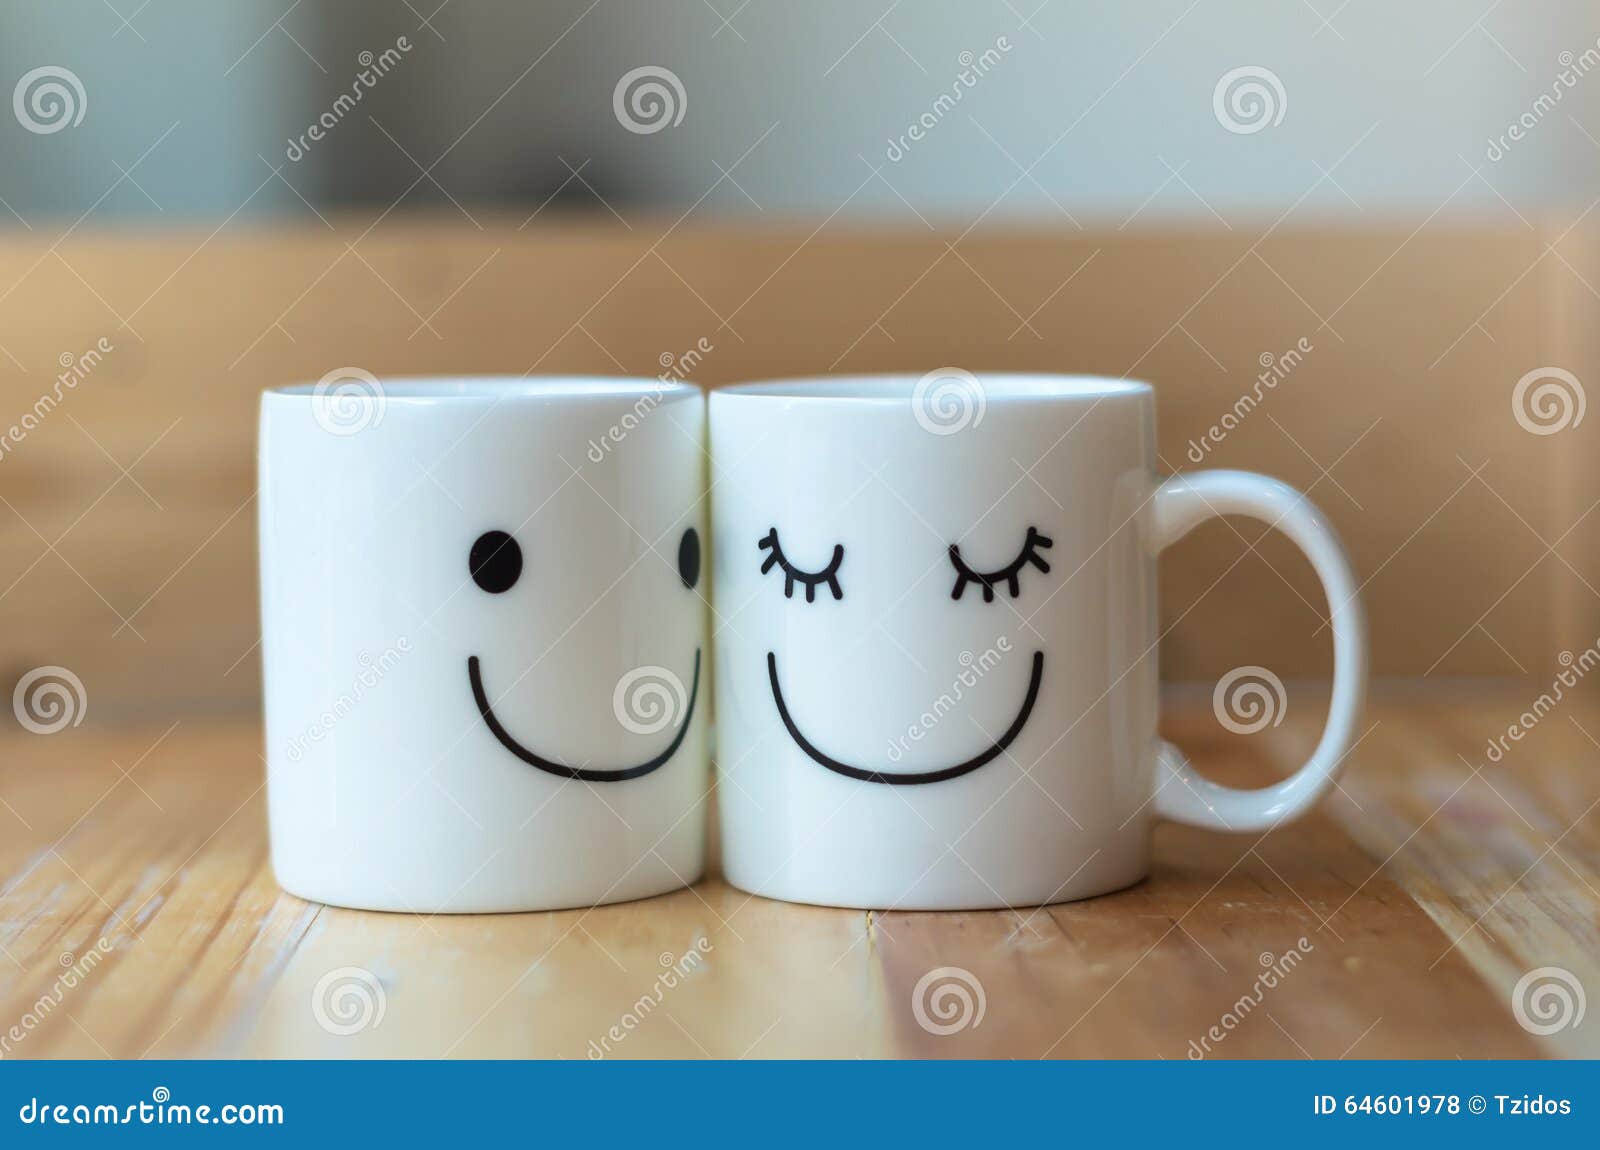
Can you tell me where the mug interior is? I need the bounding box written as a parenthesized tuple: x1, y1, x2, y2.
(267, 376, 700, 402)
(713, 373, 1152, 401)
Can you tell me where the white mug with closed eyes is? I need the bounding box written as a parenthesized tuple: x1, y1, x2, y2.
(709, 373, 1366, 910)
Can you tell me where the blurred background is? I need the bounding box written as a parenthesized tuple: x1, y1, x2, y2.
(2, 0, 1598, 716)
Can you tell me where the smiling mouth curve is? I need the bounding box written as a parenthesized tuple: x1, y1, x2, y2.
(468, 650, 700, 782)
(766, 650, 1044, 785)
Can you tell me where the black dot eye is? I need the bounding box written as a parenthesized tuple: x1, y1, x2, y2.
(470, 530, 522, 594)
(677, 527, 701, 589)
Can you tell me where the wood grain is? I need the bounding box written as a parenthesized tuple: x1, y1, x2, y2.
(0, 218, 1596, 716)
(2, 688, 1589, 1059)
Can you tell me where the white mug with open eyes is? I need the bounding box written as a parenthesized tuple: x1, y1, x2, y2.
(709, 373, 1366, 910)
(259, 376, 709, 913)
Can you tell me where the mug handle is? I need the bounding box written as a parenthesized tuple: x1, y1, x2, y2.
(1147, 469, 1367, 832)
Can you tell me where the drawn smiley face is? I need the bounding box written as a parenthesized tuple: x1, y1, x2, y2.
(760, 524, 1053, 785)
(465, 525, 703, 782)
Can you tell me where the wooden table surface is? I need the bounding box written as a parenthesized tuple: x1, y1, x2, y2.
(1, 686, 1595, 1060)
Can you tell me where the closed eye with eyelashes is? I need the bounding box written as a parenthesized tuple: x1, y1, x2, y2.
(949, 526, 1053, 602)
(759, 528, 845, 601)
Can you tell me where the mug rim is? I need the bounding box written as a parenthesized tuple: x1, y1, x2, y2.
(711, 372, 1153, 402)
(263, 375, 702, 404)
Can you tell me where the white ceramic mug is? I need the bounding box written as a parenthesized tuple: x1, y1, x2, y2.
(710, 373, 1366, 910)
(259, 376, 709, 912)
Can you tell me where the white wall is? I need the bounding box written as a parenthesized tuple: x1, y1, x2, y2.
(1, 0, 1595, 225)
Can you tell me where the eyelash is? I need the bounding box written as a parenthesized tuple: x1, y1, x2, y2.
(948, 527, 1054, 602)
(758, 528, 845, 602)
